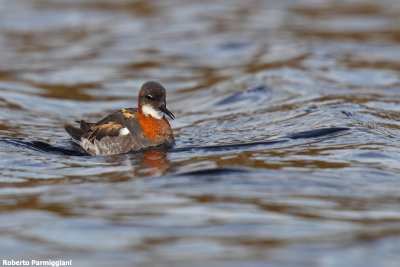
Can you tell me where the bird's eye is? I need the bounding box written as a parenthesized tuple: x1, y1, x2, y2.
(146, 95, 154, 101)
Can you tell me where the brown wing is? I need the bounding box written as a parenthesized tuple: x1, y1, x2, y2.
(87, 115, 124, 142)
(87, 108, 137, 142)
(119, 108, 137, 119)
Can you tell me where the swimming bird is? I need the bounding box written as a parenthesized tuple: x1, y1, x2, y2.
(65, 81, 175, 156)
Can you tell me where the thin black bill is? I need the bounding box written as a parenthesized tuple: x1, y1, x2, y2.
(160, 105, 175, 120)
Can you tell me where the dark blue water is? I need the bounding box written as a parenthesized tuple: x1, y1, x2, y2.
(1, 0, 400, 266)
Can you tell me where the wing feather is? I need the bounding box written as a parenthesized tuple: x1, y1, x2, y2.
(86, 108, 137, 142)
(67, 108, 137, 142)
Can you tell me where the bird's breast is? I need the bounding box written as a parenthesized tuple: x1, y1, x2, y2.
(137, 112, 174, 143)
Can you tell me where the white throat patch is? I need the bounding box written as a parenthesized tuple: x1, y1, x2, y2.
(142, 105, 163, 119)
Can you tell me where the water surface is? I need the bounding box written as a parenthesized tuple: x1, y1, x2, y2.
(1, 0, 400, 266)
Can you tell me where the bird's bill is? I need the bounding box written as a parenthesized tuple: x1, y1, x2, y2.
(159, 105, 175, 120)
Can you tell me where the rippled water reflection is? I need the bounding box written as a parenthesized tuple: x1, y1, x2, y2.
(1, 0, 400, 266)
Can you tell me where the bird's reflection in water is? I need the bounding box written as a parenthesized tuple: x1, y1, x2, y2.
(138, 150, 170, 176)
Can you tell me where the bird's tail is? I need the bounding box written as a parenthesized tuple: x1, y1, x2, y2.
(65, 120, 93, 140)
